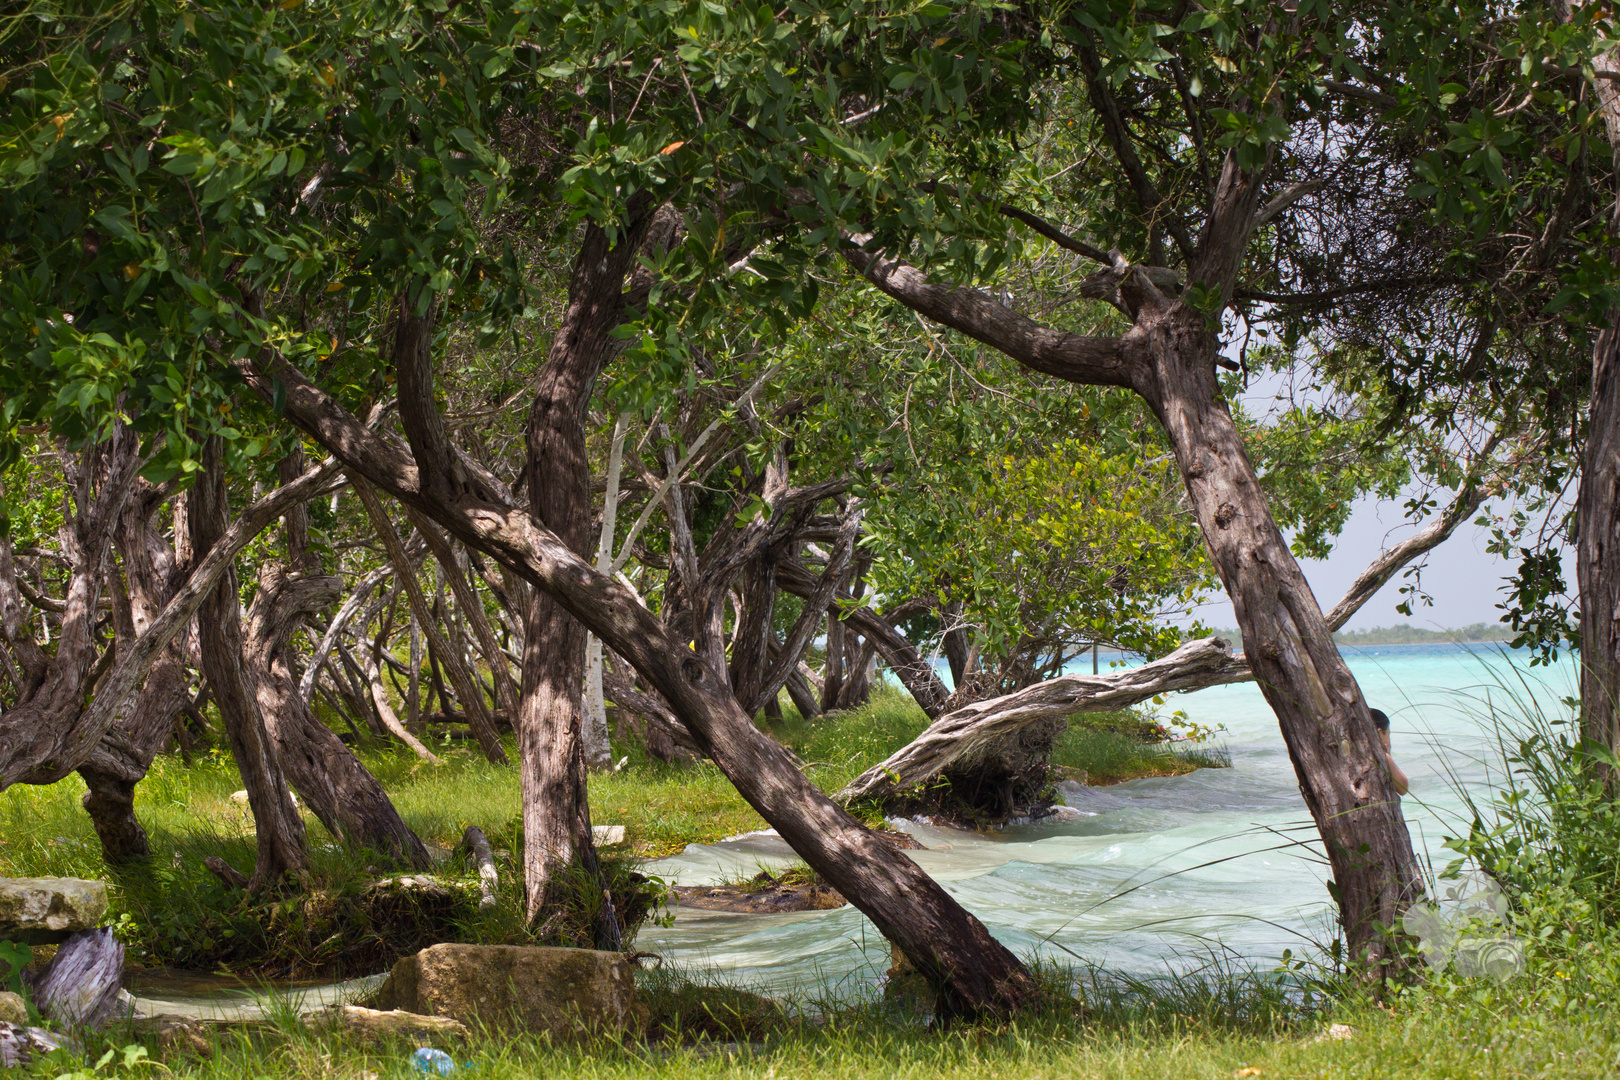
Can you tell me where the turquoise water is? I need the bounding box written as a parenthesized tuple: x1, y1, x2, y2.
(642, 644, 1577, 997)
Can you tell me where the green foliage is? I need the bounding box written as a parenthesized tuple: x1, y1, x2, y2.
(0, 938, 30, 996)
(1443, 698, 1620, 957)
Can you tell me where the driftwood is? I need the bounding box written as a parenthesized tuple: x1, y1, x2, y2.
(835, 470, 1502, 807)
(837, 637, 1249, 802)
(462, 826, 499, 911)
(0, 1021, 64, 1067)
(29, 928, 123, 1030)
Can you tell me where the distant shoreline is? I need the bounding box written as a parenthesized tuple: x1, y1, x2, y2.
(1207, 623, 1514, 650)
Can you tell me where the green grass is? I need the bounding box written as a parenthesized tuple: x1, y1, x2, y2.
(0, 687, 1224, 971)
(1054, 723, 1231, 785)
(26, 958, 1620, 1080)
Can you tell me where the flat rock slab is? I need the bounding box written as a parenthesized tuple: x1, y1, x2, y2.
(0, 878, 107, 945)
(374, 944, 644, 1037)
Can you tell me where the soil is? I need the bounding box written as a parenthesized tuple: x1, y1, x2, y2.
(672, 880, 848, 913)
(670, 829, 923, 913)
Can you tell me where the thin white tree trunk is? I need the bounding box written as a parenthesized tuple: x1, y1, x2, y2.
(582, 413, 629, 770)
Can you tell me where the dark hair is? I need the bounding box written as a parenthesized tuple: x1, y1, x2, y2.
(1370, 708, 1390, 731)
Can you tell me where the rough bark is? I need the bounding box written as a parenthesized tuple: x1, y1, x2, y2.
(78, 481, 197, 864)
(189, 439, 308, 893)
(751, 509, 860, 716)
(0, 436, 141, 788)
(840, 637, 1248, 801)
(245, 564, 432, 867)
(1581, 326, 1620, 776)
(242, 343, 1044, 1021)
(516, 209, 668, 945)
(729, 558, 777, 716)
(0, 450, 338, 789)
(1578, 34, 1620, 777)
(844, 471, 1497, 804)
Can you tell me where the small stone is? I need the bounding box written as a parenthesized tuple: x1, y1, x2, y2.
(0, 991, 25, 1026)
(229, 790, 249, 806)
(592, 825, 626, 846)
(1323, 1022, 1355, 1041)
(322, 1005, 470, 1045)
(0, 877, 109, 945)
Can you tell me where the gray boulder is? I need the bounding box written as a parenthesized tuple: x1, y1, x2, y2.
(0, 878, 107, 945)
(373, 944, 643, 1037)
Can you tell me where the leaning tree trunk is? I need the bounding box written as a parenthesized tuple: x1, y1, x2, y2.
(1136, 298, 1420, 969)
(245, 564, 432, 868)
(189, 439, 308, 892)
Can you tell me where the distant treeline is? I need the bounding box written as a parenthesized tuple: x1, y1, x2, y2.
(1205, 623, 1513, 649)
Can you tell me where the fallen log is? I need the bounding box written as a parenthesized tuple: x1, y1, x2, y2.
(462, 826, 499, 911)
(837, 637, 1249, 803)
(834, 472, 1502, 807)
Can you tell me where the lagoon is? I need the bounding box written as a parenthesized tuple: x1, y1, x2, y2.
(642, 643, 1577, 997)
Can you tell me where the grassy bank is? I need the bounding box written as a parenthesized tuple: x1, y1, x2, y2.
(19, 959, 1618, 1080)
(0, 687, 1224, 972)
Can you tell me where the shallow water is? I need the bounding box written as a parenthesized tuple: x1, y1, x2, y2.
(640, 643, 1575, 998)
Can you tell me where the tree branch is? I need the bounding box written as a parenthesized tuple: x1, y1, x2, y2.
(841, 244, 1138, 389)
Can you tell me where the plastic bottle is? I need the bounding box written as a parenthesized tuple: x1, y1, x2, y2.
(412, 1047, 455, 1076)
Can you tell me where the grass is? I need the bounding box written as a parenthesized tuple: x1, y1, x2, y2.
(23, 955, 1620, 1080)
(1054, 722, 1232, 785)
(0, 685, 1224, 972)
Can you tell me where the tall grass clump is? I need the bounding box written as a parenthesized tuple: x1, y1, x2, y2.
(1436, 666, 1620, 1005)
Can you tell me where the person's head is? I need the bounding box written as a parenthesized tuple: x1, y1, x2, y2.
(1370, 708, 1391, 750)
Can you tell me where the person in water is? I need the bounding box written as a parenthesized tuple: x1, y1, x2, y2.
(1370, 708, 1409, 796)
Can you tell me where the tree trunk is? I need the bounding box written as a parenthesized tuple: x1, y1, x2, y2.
(244, 280, 1047, 1021)
(821, 601, 846, 712)
(582, 414, 632, 768)
(78, 482, 198, 864)
(514, 212, 666, 946)
(245, 564, 432, 868)
(776, 559, 950, 716)
(729, 558, 777, 716)
(1577, 38, 1620, 779)
(189, 439, 308, 893)
(1580, 323, 1620, 778)
(1136, 300, 1419, 968)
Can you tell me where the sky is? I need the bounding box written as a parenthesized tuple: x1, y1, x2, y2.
(1183, 481, 1562, 633)
(1178, 372, 1575, 634)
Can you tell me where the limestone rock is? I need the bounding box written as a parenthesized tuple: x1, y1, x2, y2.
(0, 992, 25, 1026)
(0, 878, 108, 945)
(323, 1005, 470, 1044)
(373, 944, 644, 1037)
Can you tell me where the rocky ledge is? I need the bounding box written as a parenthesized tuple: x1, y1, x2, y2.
(0, 877, 107, 945)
